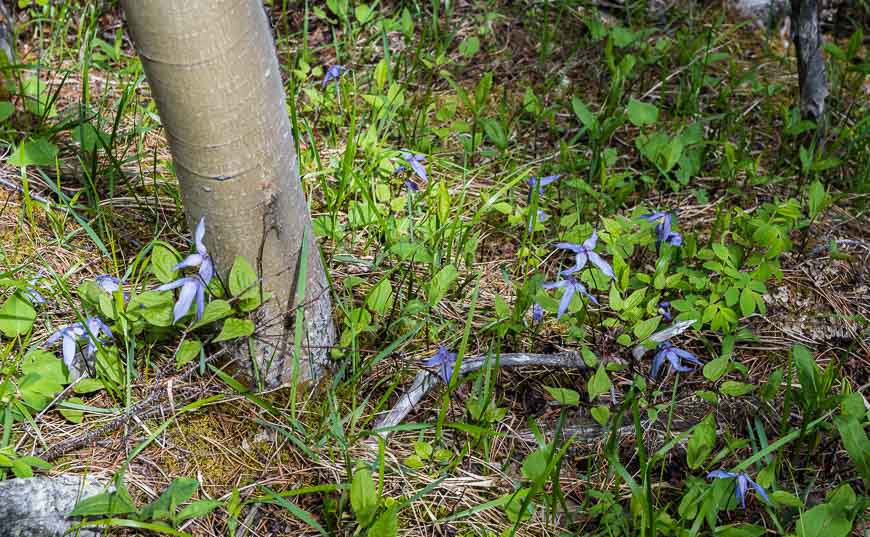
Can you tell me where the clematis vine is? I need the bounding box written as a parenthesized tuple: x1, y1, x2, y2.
(707, 471, 770, 508)
(555, 231, 614, 279)
(543, 277, 599, 319)
(651, 341, 702, 378)
(423, 346, 458, 384)
(46, 316, 113, 372)
(640, 211, 682, 249)
(157, 217, 214, 324)
(321, 64, 346, 87)
(526, 174, 561, 195)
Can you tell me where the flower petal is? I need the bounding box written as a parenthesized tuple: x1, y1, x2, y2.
(62, 335, 78, 370)
(557, 285, 576, 319)
(582, 230, 598, 250)
(747, 476, 770, 504)
(174, 253, 203, 271)
(707, 470, 739, 479)
(409, 158, 427, 183)
(587, 251, 614, 280)
(668, 353, 694, 372)
(172, 280, 198, 324)
(651, 351, 666, 378)
(157, 278, 188, 292)
(199, 256, 214, 284)
(554, 242, 583, 253)
(194, 217, 207, 255)
(195, 283, 206, 321)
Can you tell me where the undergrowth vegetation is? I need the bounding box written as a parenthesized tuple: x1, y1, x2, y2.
(0, 0, 869, 535)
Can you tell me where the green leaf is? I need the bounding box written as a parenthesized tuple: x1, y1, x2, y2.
(142, 478, 199, 521)
(521, 447, 550, 484)
(351, 468, 378, 527)
(833, 415, 870, 487)
(21, 350, 67, 385)
(627, 98, 659, 127)
(739, 287, 757, 317)
(428, 264, 458, 306)
(703, 356, 729, 381)
(175, 339, 202, 368)
(8, 137, 59, 167)
(260, 486, 328, 536)
(807, 180, 827, 219)
(150, 244, 180, 284)
(793, 344, 819, 411)
(129, 291, 175, 327)
(544, 386, 580, 406)
(368, 505, 398, 537)
(720, 381, 755, 396)
(213, 318, 255, 342)
(458, 36, 480, 58)
(71, 491, 138, 517)
(587, 366, 611, 401)
(572, 97, 598, 131)
(229, 256, 260, 304)
(191, 299, 233, 329)
(0, 292, 36, 337)
(354, 3, 372, 23)
(771, 490, 803, 507)
(686, 414, 716, 469)
(633, 316, 661, 341)
(591, 405, 610, 426)
(0, 101, 13, 123)
(177, 499, 222, 522)
(365, 278, 393, 315)
(795, 503, 852, 537)
(59, 396, 84, 424)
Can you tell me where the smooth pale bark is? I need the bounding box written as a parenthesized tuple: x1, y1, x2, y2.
(121, 0, 334, 387)
(790, 0, 828, 127)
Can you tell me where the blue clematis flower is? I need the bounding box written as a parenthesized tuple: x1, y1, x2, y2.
(651, 341, 702, 378)
(322, 64, 346, 87)
(528, 209, 548, 232)
(46, 316, 113, 371)
(658, 300, 673, 322)
(526, 174, 561, 195)
(555, 231, 615, 279)
(24, 274, 46, 306)
(157, 217, 214, 324)
(707, 471, 770, 508)
(95, 274, 130, 301)
(423, 346, 458, 384)
(543, 277, 599, 319)
(397, 152, 427, 183)
(531, 303, 544, 323)
(640, 211, 682, 249)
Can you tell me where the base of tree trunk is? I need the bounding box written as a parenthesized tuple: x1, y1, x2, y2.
(0, 475, 107, 537)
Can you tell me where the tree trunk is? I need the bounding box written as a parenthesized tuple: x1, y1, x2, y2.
(121, 0, 334, 388)
(790, 0, 828, 128)
(0, 1, 13, 65)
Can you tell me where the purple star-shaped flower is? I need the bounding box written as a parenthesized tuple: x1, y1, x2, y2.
(157, 217, 214, 324)
(24, 273, 46, 306)
(423, 346, 458, 384)
(95, 274, 130, 301)
(707, 471, 770, 508)
(543, 277, 599, 319)
(658, 300, 673, 322)
(555, 231, 614, 279)
(321, 64, 346, 87)
(640, 212, 682, 249)
(46, 316, 113, 371)
(651, 341, 702, 378)
(526, 174, 561, 195)
(528, 209, 548, 232)
(531, 303, 544, 323)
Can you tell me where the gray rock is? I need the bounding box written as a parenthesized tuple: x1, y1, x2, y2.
(0, 475, 106, 537)
(733, 0, 790, 28)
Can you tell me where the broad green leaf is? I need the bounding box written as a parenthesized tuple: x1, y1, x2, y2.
(627, 98, 659, 127)
(591, 405, 610, 426)
(795, 503, 852, 537)
(587, 366, 611, 401)
(354, 3, 372, 23)
(703, 356, 729, 381)
(177, 499, 222, 522)
(428, 264, 458, 306)
(458, 36, 480, 58)
(0, 101, 13, 123)
(21, 350, 66, 385)
(175, 339, 202, 368)
(213, 318, 255, 342)
(521, 447, 550, 484)
(633, 316, 661, 341)
(833, 415, 870, 487)
(191, 299, 233, 328)
(368, 505, 398, 537)
(808, 180, 827, 219)
(129, 291, 175, 327)
(71, 491, 138, 517)
(0, 292, 36, 337)
(8, 137, 59, 167)
(229, 256, 259, 300)
(150, 244, 180, 284)
(544, 386, 580, 406)
(793, 344, 819, 411)
(141, 478, 199, 521)
(366, 278, 393, 315)
(59, 396, 84, 424)
(350, 468, 378, 527)
(572, 97, 598, 131)
(74, 378, 106, 394)
(771, 490, 803, 507)
(720, 381, 755, 396)
(687, 414, 716, 469)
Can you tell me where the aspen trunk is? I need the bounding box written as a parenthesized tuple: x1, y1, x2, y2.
(121, 0, 334, 387)
(790, 0, 828, 128)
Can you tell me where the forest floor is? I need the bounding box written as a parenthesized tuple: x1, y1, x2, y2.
(0, 1, 868, 536)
